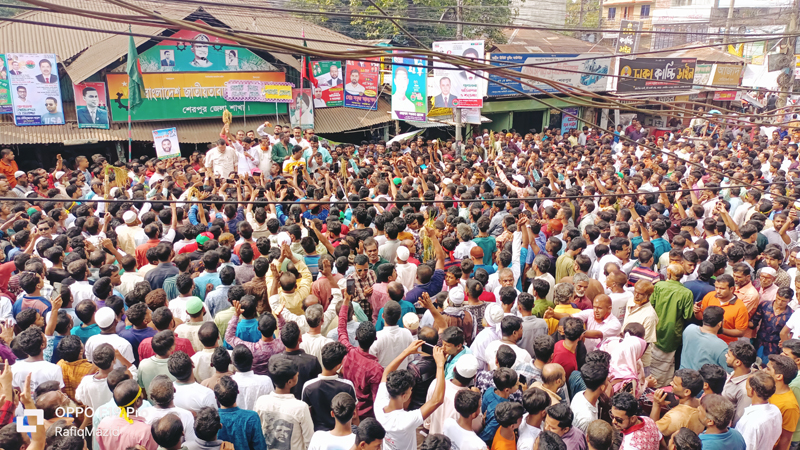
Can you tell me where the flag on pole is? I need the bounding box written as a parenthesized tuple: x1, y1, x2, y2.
(126, 33, 145, 112)
(301, 29, 318, 88)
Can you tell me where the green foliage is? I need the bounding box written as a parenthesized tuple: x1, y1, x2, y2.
(288, 0, 516, 47)
(0, 0, 22, 18)
(565, 0, 600, 33)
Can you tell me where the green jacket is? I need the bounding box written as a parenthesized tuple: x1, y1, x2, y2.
(651, 280, 695, 353)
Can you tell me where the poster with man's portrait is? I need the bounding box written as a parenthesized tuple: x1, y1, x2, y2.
(152, 127, 181, 159)
(261, 412, 294, 450)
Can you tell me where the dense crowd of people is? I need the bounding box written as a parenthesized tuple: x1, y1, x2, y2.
(0, 115, 799, 450)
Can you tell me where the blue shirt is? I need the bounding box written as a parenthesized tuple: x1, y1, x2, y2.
(217, 407, 268, 450)
(71, 323, 101, 344)
(406, 269, 446, 305)
(445, 347, 473, 380)
(375, 300, 417, 331)
(478, 385, 509, 444)
(679, 324, 731, 373)
(699, 428, 746, 450)
(194, 272, 222, 299)
(118, 327, 157, 365)
(684, 279, 715, 304)
(235, 318, 261, 343)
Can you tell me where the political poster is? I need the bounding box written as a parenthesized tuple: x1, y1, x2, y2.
(153, 127, 181, 160)
(616, 58, 696, 93)
(73, 82, 110, 129)
(137, 20, 275, 73)
(312, 61, 344, 108)
(431, 40, 485, 108)
(0, 55, 10, 114)
(391, 54, 427, 121)
(488, 53, 611, 96)
(561, 107, 579, 134)
(344, 59, 380, 110)
(6, 53, 64, 126)
(290, 88, 314, 129)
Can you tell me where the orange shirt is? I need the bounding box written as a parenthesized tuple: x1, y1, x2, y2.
(0, 159, 19, 188)
(135, 239, 160, 269)
(491, 428, 516, 450)
(700, 291, 750, 344)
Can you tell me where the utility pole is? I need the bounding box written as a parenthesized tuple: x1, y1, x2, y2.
(777, 0, 799, 109)
(724, 0, 735, 44)
(579, 0, 585, 30)
(454, 0, 463, 145)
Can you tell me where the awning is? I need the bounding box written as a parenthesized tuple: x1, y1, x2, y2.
(387, 129, 425, 145)
(0, 99, 393, 145)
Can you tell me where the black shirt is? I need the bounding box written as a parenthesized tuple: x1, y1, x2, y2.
(301, 374, 358, 431)
(273, 350, 322, 400)
(407, 354, 437, 410)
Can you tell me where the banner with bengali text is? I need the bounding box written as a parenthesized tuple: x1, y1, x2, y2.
(106, 71, 286, 121)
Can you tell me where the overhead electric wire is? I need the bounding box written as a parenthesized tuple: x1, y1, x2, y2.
(2, 7, 794, 129)
(5, 0, 800, 183)
(77, 0, 800, 38)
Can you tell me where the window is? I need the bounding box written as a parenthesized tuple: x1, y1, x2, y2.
(623, 6, 633, 18)
(640, 5, 650, 16)
(608, 7, 616, 19)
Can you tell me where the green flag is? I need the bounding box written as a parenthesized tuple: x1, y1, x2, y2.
(126, 34, 145, 113)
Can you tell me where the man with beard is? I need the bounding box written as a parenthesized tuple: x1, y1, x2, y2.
(149, 159, 168, 185)
(41, 97, 63, 124)
(11, 170, 32, 198)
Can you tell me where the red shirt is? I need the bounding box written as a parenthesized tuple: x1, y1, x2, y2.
(138, 334, 196, 360)
(551, 340, 578, 378)
(135, 239, 161, 269)
(338, 299, 383, 418)
(234, 241, 262, 259)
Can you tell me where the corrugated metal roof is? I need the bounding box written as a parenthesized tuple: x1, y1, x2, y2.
(0, 98, 392, 144)
(650, 42, 746, 64)
(495, 28, 611, 54)
(0, 0, 364, 83)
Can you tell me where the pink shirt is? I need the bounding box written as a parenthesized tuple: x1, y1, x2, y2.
(574, 309, 622, 351)
(96, 416, 157, 450)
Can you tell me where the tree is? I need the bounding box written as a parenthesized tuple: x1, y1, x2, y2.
(288, 0, 516, 47)
(0, 0, 22, 18)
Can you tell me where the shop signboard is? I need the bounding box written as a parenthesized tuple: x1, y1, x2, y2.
(106, 71, 285, 121)
(488, 53, 611, 96)
(616, 57, 696, 93)
(616, 20, 642, 55)
(6, 53, 64, 126)
(711, 64, 743, 86)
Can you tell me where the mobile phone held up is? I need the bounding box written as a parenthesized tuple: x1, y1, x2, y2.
(346, 279, 356, 297)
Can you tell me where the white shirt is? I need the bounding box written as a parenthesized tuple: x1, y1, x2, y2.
(191, 348, 217, 382)
(117, 271, 143, 297)
(443, 418, 487, 450)
(308, 431, 356, 450)
(233, 142, 260, 175)
(11, 359, 64, 394)
(569, 391, 598, 434)
(370, 325, 414, 369)
(204, 146, 238, 177)
(69, 280, 97, 304)
(139, 406, 197, 442)
(85, 334, 138, 379)
(75, 374, 113, 410)
(785, 309, 800, 339)
(483, 340, 532, 371)
(374, 382, 424, 450)
(608, 291, 633, 322)
(231, 370, 274, 411)
(289, 137, 311, 150)
(453, 241, 477, 260)
(173, 382, 217, 413)
(516, 417, 541, 450)
(254, 392, 315, 450)
(735, 402, 783, 450)
(300, 333, 334, 366)
(395, 262, 417, 293)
